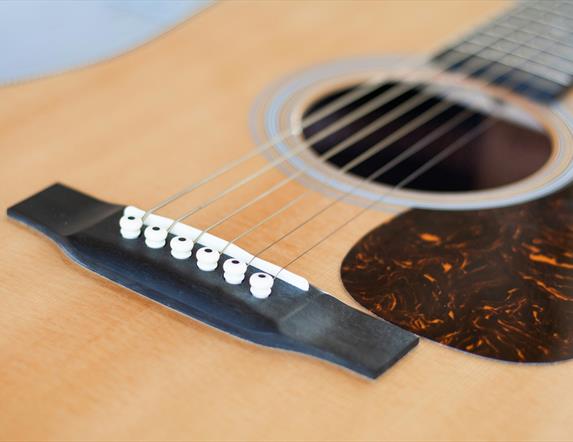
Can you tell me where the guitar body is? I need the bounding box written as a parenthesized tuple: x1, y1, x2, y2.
(1, 1, 572, 440)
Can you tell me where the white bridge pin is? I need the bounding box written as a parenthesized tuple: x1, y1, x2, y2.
(119, 215, 143, 239)
(249, 272, 274, 299)
(196, 246, 220, 271)
(223, 258, 247, 284)
(144, 225, 168, 249)
(170, 236, 193, 259)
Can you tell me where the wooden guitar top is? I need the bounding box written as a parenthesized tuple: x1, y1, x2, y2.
(1, 1, 572, 440)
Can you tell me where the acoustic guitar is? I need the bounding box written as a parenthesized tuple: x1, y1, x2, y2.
(2, 1, 573, 440)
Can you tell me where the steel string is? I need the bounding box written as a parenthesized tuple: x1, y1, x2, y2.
(142, 4, 519, 223)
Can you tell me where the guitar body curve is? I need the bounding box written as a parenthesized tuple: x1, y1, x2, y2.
(1, 1, 572, 440)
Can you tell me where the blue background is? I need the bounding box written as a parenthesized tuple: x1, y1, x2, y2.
(0, 0, 211, 85)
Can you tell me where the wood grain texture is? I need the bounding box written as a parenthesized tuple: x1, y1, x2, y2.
(1, 1, 572, 441)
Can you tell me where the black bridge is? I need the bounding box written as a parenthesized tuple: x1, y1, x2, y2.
(7, 184, 418, 378)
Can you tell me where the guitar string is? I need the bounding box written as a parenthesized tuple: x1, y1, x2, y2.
(459, 6, 573, 85)
(527, 2, 573, 29)
(221, 107, 475, 256)
(498, 1, 573, 48)
(524, 3, 573, 34)
(141, 4, 520, 224)
(477, 29, 573, 78)
(213, 11, 569, 245)
(268, 7, 573, 276)
(200, 15, 561, 251)
(267, 4, 573, 273)
(487, 25, 573, 69)
(274, 76, 541, 278)
(165, 10, 554, 233)
(460, 38, 568, 86)
(140, 73, 393, 221)
(195, 98, 467, 245)
(148, 4, 567, 229)
(249, 31, 564, 276)
(549, 1, 573, 20)
(249, 100, 523, 274)
(506, 1, 573, 41)
(163, 51, 478, 232)
(274, 119, 496, 279)
(494, 21, 573, 51)
(135, 3, 570, 282)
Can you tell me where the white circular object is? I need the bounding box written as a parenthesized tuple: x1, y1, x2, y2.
(170, 236, 194, 259)
(144, 225, 168, 249)
(253, 55, 573, 211)
(249, 272, 274, 299)
(196, 246, 220, 271)
(223, 258, 247, 284)
(119, 215, 143, 239)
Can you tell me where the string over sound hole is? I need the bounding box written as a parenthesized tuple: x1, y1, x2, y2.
(302, 82, 552, 192)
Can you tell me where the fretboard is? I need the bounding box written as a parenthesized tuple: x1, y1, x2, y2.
(432, 1, 573, 103)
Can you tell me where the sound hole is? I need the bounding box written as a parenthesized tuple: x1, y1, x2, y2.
(302, 82, 552, 192)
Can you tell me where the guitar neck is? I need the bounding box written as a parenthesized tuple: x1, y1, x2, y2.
(432, 2, 573, 102)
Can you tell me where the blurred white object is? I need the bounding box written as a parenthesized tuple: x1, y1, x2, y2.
(0, 0, 211, 85)
(249, 273, 273, 299)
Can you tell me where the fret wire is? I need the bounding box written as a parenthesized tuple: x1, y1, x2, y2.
(141, 1, 524, 225)
(167, 47, 497, 232)
(198, 17, 545, 251)
(450, 43, 570, 86)
(493, 21, 573, 54)
(478, 28, 573, 74)
(526, 3, 573, 25)
(446, 4, 573, 94)
(251, 8, 572, 271)
(501, 10, 573, 88)
(204, 45, 560, 247)
(554, 1, 573, 20)
(461, 36, 573, 80)
(442, 6, 573, 87)
(516, 6, 573, 34)
(274, 5, 573, 273)
(488, 8, 573, 74)
(540, 1, 573, 21)
(164, 7, 511, 224)
(272, 18, 570, 275)
(197, 15, 558, 245)
(155, 2, 571, 271)
(244, 54, 553, 255)
(507, 18, 571, 44)
(464, 39, 573, 81)
(147, 2, 571, 233)
(506, 4, 556, 28)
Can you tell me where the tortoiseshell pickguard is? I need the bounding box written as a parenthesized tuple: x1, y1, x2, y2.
(341, 186, 573, 363)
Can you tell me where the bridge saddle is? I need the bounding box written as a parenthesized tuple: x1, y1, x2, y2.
(7, 183, 418, 378)
(120, 206, 310, 295)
